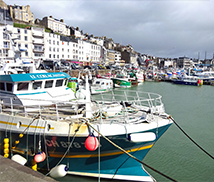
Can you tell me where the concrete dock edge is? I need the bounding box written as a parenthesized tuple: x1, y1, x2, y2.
(0, 155, 57, 182)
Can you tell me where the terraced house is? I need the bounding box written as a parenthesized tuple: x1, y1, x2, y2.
(8, 4, 35, 23)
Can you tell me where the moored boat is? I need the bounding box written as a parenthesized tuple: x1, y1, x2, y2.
(193, 71, 214, 85)
(0, 71, 173, 181)
(172, 74, 203, 86)
(90, 78, 113, 95)
(111, 74, 132, 88)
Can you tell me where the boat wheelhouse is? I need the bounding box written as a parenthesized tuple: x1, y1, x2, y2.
(91, 78, 113, 95)
(0, 72, 75, 107)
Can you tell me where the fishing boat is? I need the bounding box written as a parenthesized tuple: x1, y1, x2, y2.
(172, 74, 203, 86)
(111, 74, 132, 88)
(135, 69, 145, 84)
(0, 69, 173, 181)
(193, 71, 214, 85)
(90, 78, 113, 95)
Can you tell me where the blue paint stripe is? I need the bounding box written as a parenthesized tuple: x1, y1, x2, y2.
(16, 91, 46, 96)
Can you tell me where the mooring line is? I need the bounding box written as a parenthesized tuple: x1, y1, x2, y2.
(169, 115, 214, 160)
(82, 118, 177, 182)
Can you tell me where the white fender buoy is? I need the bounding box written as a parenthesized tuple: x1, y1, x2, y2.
(49, 164, 68, 178)
(11, 154, 27, 165)
(128, 132, 156, 143)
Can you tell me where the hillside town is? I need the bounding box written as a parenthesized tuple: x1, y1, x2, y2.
(0, 0, 214, 71)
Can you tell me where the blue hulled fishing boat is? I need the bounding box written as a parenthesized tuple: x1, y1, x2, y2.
(0, 27, 173, 182)
(0, 68, 173, 181)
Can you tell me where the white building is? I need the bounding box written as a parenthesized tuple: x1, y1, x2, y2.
(40, 16, 70, 36)
(0, 25, 102, 65)
(106, 49, 121, 65)
(31, 27, 45, 60)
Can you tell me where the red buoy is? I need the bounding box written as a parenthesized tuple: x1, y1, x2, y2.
(34, 152, 46, 163)
(85, 134, 99, 151)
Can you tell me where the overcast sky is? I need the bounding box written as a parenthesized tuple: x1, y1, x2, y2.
(5, 0, 214, 59)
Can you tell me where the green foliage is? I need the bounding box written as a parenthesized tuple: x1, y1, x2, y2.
(45, 27, 52, 33)
(13, 23, 32, 29)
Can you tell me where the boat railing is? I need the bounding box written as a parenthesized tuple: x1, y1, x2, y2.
(0, 90, 165, 121)
(93, 90, 165, 114)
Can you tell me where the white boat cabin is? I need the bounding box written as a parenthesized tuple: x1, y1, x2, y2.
(0, 72, 75, 108)
(91, 78, 113, 94)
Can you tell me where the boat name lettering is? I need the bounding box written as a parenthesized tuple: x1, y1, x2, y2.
(46, 139, 82, 148)
(30, 73, 65, 79)
(46, 139, 60, 147)
(60, 141, 82, 148)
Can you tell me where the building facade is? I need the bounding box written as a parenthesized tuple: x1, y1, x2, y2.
(9, 4, 35, 23)
(40, 16, 70, 36)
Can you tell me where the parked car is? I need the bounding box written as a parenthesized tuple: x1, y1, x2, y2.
(84, 65, 93, 69)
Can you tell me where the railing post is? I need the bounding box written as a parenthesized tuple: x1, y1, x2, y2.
(10, 97, 13, 115)
(55, 103, 59, 121)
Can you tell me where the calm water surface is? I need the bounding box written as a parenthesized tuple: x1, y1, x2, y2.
(59, 82, 214, 182)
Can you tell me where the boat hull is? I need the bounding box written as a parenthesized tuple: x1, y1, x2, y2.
(172, 80, 201, 86)
(112, 78, 131, 88)
(0, 115, 172, 181)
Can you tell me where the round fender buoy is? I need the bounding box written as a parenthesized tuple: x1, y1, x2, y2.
(85, 134, 99, 151)
(49, 164, 68, 178)
(34, 152, 46, 163)
(11, 154, 27, 165)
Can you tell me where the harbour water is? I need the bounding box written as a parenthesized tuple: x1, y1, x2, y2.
(59, 81, 214, 182)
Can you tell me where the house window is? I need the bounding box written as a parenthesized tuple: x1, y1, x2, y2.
(3, 42, 8, 48)
(49, 54, 51, 58)
(25, 52, 28, 56)
(24, 36, 28, 41)
(25, 44, 28, 48)
(24, 30, 27, 34)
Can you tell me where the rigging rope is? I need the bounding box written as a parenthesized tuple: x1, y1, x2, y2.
(45, 122, 84, 176)
(82, 118, 177, 182)
(169, 115, 214, 160)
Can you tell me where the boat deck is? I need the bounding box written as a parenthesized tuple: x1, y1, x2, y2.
(0, 89, 166, 126)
